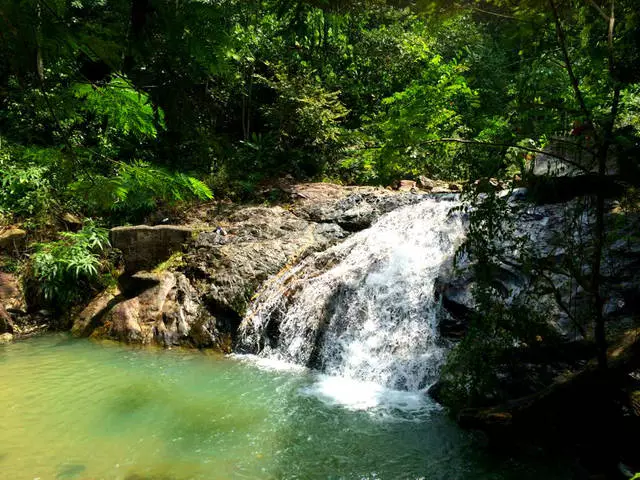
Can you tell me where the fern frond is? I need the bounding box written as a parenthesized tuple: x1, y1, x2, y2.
(72, 77, 165, 138)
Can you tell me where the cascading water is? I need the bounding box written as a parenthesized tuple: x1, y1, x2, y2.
(241, 196, 465, 400)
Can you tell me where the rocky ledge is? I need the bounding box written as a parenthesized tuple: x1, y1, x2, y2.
(71, 182, 455, 347)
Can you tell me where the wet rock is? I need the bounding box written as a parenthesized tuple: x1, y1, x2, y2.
(0, 227, 26, 253)
(111, 225, 194, 272)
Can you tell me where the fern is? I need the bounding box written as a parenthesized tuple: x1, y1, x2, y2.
(72, 77, 165, 138)
(70, 161, 213, 216)
(30, 221, 110, 308)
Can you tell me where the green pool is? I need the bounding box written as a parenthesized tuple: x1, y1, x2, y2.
(0, 335, 569, 479)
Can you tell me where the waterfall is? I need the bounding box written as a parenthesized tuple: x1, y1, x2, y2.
(241, 196, 465, 394)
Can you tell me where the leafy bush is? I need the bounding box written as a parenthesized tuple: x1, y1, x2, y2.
(0, 147, 62, 220)
(28, 222, 111, 309)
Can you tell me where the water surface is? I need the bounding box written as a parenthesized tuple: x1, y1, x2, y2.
(0, 335, 569, 479)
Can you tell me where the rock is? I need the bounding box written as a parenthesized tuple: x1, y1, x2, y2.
(417, 176, 436, 190)
(449, 183, 462, 192)
(184, 206, 348, 317)
(456, 327, 640, 442)
(397, 180, 417, 191)
(431, 186, 452, 194)
(427, 381, 446, 404)
(60, 212, 83, 229)
(75, 271, 221, 348)
(71, 288, 120, 337)
(0, 332, 13, 343)
(110, 225, 194, 272)
(0, 272, 26, 312)
(289, 183, 427, 231)
(0, 227, 26, 253)
(0, 304, 15, 334)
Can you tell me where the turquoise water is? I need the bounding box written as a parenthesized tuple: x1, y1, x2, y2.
(0, 335, 569, 479)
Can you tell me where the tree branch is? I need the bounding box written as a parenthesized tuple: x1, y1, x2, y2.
(549, 0, 600, 143)
(364, 137, 593, 174)
(586, 0, 610, 22)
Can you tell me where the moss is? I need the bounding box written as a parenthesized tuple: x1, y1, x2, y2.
(152, 252, 185, 273)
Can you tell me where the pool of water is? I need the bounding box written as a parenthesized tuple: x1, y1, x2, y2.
(0, 335, 570, 480)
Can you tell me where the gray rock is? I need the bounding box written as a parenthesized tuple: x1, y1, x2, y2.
(184, 206, 348, 317)
(110, 225, 193, 272)
(436, 197, 640, 341)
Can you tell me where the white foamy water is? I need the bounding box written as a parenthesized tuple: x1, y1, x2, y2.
(241, 197, 465, 407)
(301, 374, 435, 413)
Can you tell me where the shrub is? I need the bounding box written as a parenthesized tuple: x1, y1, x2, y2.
(28, 221, 111, 310)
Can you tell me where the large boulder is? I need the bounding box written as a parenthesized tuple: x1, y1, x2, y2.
(183, 206, 347, 317)
(71, 288, 121, 337)
(73, 271, 223, 349)
(110, 225, 194, 273)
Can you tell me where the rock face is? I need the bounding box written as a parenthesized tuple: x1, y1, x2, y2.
(72, 271, 223, 349)
(436, 197, 640, 342)
(78, 183, 453, 349)
(183, 206, 348, 319)
(111, 225, 194, 272)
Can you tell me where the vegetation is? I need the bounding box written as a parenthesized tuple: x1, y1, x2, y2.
(1, 1, 639, 465)
(27, 222, 111, 310)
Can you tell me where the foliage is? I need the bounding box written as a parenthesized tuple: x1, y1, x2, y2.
(28, 222, 111, 309)
(72, 77, 164, 138)
(439, 188, 560, 408)
(71, 161, 213, 218)
(360, 55, 476, 182)
(0, 148, 59, 219)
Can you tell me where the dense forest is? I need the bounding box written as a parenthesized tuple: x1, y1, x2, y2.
(3, 0, 637, 211)
(1, 1, 640, 477)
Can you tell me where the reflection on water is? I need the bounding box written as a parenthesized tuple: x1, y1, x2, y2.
(1, 335, 570, 479)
